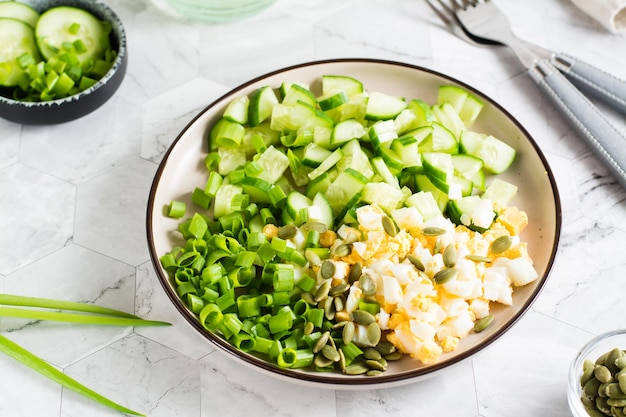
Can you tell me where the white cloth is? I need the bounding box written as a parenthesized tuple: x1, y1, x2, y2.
(571, 0, 626, 33)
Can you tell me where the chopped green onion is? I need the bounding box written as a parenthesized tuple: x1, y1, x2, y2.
(68, 22, 81, 34)
(167, 200, 186, 218)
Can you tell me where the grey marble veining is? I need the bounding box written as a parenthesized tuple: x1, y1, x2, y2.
(1, 0, 626, 415)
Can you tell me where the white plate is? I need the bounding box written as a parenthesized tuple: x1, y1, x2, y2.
(147, 59, 561, 389)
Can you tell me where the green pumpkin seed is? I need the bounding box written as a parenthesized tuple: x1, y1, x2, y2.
(329, 283, 350, 297)
(360, 273, 377, 296)
(314, 353, 334, 368)
(304, 321, 315, 335)
(342, 321, 355, 345)
(596, 396, 611, 414)
(332, 243, 351, 258)
(465, 254, 492, 263)
(490, 235, 513, 254)
(324, 296, 336, 320)
(607, 398, 626, 407)
(321, 260, 336, 279)
(375, 341, 396, 356)
(349, 262, 362, 284)
(366, 370, 383, 377)
(382, 216, 398, 237)
(613, 406, 626, 417)
(321, 344, 340, 362)
(344, 362, 369, 375)
(313, 331, 330, 353)
(605, 383, 626, 399)
(433, 238, 441, 254)
(315, 280, 331, 302)
(619, 374, 626, 394)
(352, 309, 376, 325)
(366, 322, 382, 346)
(422, 226, 446, 236)
(433, 268, 458, 285)
(365, 359, 386, 372)
(443, 245, 457, 268)
(595, 365, 613, 383)
(301, 292, 316, 305)
(301, 221, 327, 234)
(305, 249, 322, 267)
(608, 348, 625, 373)
(584, 378, 602, 397)
(596, 352, 610, 366)
(363, 347, 382, 361)
(615, 356, 626, 369)
(384, 351, 403, 361)
(599, 381, 611, 397)
(582, 359, 596, 385)
(407, 254, 425, 271)
(473, 314, 494, 333)
(278, 224, 298, 239)
(338, 347, 347, 371)
(333, 295, 345, 312)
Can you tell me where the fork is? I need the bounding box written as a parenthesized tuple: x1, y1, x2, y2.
(427, 0, 626, 189)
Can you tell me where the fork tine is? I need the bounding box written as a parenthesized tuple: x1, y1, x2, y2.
(424, 0, 477, 44)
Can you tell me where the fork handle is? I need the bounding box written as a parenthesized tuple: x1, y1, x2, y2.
(552, 52, 626, 114)
(529, 59, 626, 189)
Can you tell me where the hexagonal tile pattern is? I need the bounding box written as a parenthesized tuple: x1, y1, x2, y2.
(3, 0, 626, 416)
(74, 157, 157, 267)
(0, 163, 75, 275)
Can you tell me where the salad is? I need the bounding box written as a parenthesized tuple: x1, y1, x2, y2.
(159, 75, 539, 375)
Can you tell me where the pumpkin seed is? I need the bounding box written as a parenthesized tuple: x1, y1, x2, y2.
(422, 226, 446, 236)
(329, 283, 350, 297)
(349, 262, 362, 283)
(315, 280, 331, 302)
(595, 365, 613, 383)
(407, 254, 425, 271)
(313, 331, 330, 353)
(344, 363, 369, 375)
(596, 396, 611, 414)
(338, 347, 347, 371)
(360, 273, 377, 296)
(375, 341, 396, 356)
(443, 245, 457, 268)
(615, 356, 626, 369)
(321, 344, 341, 362)
(433, 268, 458, 285)
(366, 370, 383, 377)
(366, 322, 382, 346)
(363, 347, 382, 361)
(352, 309, 376, 325)
(384, 351, 404, 361)
(606, 383, 626, 399)
(365, 359, 386, 372)
(465, 254, 492, 263)
(608, 348, 625, 373)
(314, 353, 334, 368)
(490, 235, 513, 254)
(320, 260, 336, 279)
(342, 321, 355, 345)
(324, 296, 336, 320)
(305, 249, 322, 267)
(332, 243, 351, 258)
(607, 398, 626, 407)
(333, 295, 345, 312)
(584, 378, 602, 397)
(473, 314, 494, 333)
(335, 311, 351, 322)
(382, 216, 398, 237)
(301, 221, 327, 234)
(433, 238, 441, 254)
(278, 224, 298, 239)
(304, 321, 315, 335)
(582, 359, 596, 385)
(619, 374, 626, 394)
(301, 292, 316, 305)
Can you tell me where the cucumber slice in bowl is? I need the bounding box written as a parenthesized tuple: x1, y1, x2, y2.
(0, 0, 127, 125)
(35, 6, 110, 64)
(0, 17, 41, 87)
(0, 1, 39, 28)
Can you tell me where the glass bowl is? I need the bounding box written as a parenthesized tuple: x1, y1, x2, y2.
(568, 329, 626, 417)
(150, 0, 277, 23)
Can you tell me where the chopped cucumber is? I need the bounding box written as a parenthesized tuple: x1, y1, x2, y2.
(254, 145, 290, 184)
(483, 178, 518, 206)
(281, 83, 317, 107)
(331, 118, 366, 147)
(365, 91, 407, 121)
(321, 75, 363, 97)
(249, 85, 279, 127)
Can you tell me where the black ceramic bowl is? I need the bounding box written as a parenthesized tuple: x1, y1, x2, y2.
(0, 0, 127, 125)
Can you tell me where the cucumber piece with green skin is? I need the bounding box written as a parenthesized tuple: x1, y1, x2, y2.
(0, 2, 39, 28)
(321, 75, 363, 97)
(365, 91, 407, 121)
(482, 178, 518, 206)
(311, 192, 334, 229)
(446, 195, 494, 232)
(35, 6, 110, 63)
(249, 85, 279, 127)
(330, 118, 366, 147)
(281, 83, 317, 107)
(405, 190, 442, 221)
(0, 17, 41, 87)
(324, 168, 368, 215)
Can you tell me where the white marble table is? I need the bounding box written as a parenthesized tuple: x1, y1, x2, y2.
(1, 0, 626, 415)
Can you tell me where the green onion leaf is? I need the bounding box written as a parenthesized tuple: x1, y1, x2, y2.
(0, 334, 145, 416)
